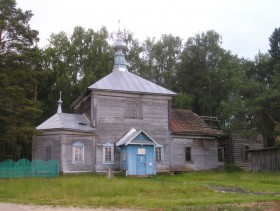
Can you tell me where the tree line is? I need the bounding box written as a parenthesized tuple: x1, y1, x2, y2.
(1, 0, 280, 160)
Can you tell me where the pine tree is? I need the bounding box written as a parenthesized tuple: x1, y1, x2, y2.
(0, 0, 42, 160)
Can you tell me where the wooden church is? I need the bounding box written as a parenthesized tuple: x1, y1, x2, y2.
(34, 34, 225, 175)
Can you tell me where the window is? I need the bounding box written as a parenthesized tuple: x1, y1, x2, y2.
(125, 99, 142, 119)
(218, 147, 225, 162)
(122, 150, 126, 161)
(185, 147, 191, 162)
(103, 143, 114, 164)
(243, 145, 250, 161)
(155, 145, 163, 163)
(72, 141, 84, 163)
(138, 148, 146, 155)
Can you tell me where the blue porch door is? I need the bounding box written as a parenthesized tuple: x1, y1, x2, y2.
(136, 154, 146, 175)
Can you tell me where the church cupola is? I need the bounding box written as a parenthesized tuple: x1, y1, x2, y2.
(113, 32, 128, 72)
(57, 91, 63, 114)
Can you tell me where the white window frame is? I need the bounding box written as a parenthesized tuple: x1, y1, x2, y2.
(103, 143, 114, 164)
(72, 141, 85, 163)
(155, 145, 163, 163)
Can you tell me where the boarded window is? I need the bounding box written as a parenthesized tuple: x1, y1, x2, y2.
(125, 99, 142, 119)
(72, 142, 85, 163)
(243, 145, 250, 161)
(185, 147, 191, 162)
(155, 146, 163, 162)
(218, 147, 225, 162)
(103, 144, 114, 164)
(46, 146, 51, 161)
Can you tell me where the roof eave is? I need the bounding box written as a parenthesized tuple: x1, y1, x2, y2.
(171, 131, 225, 137)
(89, 87, 177, 96)
(37, 128, 95, 134)
(71, 89, 91, 109)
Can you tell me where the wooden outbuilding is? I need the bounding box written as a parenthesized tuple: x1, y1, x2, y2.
(220, 131, 264, 171)
(170, 109, 226, 171)
(249, 147, 280, 172)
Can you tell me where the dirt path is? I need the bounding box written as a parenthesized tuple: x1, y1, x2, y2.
(1, 202, 280, 211)
(209, 185, 280, 196)
(0, 203, 142, 211)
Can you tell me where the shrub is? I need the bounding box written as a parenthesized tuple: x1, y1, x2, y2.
(224, 164, 244, 172)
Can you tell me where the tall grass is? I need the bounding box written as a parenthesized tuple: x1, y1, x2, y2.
(0, 172, 279, 210)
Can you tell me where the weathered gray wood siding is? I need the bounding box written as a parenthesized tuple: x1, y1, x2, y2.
(91, 91, 172, 173)
(74, 94, 91, 118)
(250, 148, 280, 172)
(172, 136, 224, 171)
(34, 130, 95, 173)
(217, 136, 232, 164)
(61, 134, 95, 173)
(33, 134, 62, 161)
(232, 137, 263, 171)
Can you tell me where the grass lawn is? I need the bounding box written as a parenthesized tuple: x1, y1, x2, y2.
(0, 172, 279, 210)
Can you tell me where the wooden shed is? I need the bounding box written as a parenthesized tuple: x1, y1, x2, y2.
(170, 109, 226, 172)
(249, 147, 280, 172)
(227, 131, 264, 171)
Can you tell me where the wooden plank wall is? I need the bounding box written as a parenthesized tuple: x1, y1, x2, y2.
(217, 136, 232, 164)
(93, 92, 172, 173)
(232, 137, 263, 171)
(34, 134, 62, 161)
(34, 131, 95, 173)
(250, 148, 280, 172)
(74, 94, 91, 118)
(61, 134, 95, 173)
(172, 137, 224, 171)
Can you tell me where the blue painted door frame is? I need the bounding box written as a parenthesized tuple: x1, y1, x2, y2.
(123, 145, 155, 176)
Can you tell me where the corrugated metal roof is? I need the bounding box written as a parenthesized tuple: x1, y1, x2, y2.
(116, 127, 158, 146)
(36, 113, 94, 132)
(88, 70, 176, 95)
(171, 109, 224, 136)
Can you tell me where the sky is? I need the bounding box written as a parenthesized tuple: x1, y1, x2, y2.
(17, 0, 280, 60)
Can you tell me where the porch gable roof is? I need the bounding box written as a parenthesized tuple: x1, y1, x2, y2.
(116, 127, 158, 147)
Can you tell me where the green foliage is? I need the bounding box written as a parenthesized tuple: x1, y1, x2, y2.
(39, 26, 113, 116)
(1, 1, 280, 159)
(172, 93, 192, 109)
(224, 164, 244, 172)
(269, 27, 280, 60)
(0, 172, 279, 209)
(178, 30, 237, 118)
(0, 0, 42, 160)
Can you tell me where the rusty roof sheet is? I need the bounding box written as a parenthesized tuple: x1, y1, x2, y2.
(171, 109, 224, 136)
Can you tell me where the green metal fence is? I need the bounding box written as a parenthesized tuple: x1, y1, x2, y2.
(0, 159, 59, 178)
